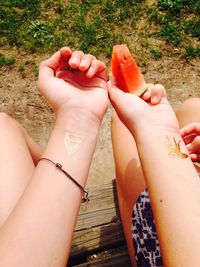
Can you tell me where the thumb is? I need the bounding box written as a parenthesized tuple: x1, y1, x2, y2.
(108, 81, 144, 134)
(108, 81, 125, 109)
(108, 80, 143, 114)
(107, 81, 134, 122)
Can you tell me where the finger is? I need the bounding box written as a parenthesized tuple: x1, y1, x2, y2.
(183, 134, 197, 145)
(150, 84, 166, 104)
(107, 81, 141, 111)
(86, 60, 107, 81)
(60, 47, 73, 59)
(69, 50, 84, 69)
(39, 48, 72, 80)
(180, 123, 200, 137)
(56, 70, 107, 90)
(187, 136, 200, 153)
(142, 84, 154, 101)
(189, 153, 200, 162)
(79, 54, 96, 71)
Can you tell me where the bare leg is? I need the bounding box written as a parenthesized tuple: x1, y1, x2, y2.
(0, 113, 41, 227)
(19, 123, 43, 165)
(176, 98, 200, 171)
(111, 112, 146, 266)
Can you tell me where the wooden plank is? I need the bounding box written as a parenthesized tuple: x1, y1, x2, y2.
(71, 180, 124, 257)
(76, 181, 119, 231)
(71, 221, 124, 256)
(68, 180, 131, 266)
(73, 246, 131, 267)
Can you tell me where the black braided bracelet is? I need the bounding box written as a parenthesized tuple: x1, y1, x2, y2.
(38, 158, 89, 203)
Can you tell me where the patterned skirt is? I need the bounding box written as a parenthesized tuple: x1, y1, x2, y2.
(131, 190, 163, 267)
(131, 173, 200, 267)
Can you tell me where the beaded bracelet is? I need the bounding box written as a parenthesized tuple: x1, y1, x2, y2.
(38, 158, 89, 202)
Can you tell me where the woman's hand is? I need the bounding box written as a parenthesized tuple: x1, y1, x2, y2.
(180, 123, 200, 162)
(38, 47, 108, 122)
(108, 81, 179, 136)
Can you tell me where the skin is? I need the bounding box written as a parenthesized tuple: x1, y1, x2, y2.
(109, 78, 200, 267)
(0, 46, 199, 267)
(180, 123, 200, 161)
(177, 98, 200, 168)
(0, 115, 42, 227)
(110, 83, 168, 266)
(0, 47, 108, 267)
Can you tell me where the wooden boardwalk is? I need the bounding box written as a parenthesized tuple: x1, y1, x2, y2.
(68, 180, 132, 266)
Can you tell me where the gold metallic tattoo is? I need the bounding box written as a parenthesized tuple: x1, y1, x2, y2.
(65, 132, 83, 156)
(166, 136, 189, 159)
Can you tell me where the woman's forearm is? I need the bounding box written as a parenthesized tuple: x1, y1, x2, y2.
(0, 109, 101, 267)
(135, 129, 200, 267)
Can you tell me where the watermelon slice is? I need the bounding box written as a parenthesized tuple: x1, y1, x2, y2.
(111, 44, 147, 96)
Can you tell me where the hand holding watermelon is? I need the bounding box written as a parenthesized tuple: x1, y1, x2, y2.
(109, 44, 179, 136)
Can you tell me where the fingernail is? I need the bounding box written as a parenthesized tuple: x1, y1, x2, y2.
(145, 91, 150, 98)
(79, 63, 86, 70)
(186, 144, 191, 151)
(152, 96, 158, 103)
(70, 58, 78, 66)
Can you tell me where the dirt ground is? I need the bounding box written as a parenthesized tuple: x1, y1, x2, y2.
(0, 47, 200, 188)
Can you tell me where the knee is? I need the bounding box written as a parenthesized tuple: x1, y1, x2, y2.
(176, 98, 200, 127)
(177, 98, 200, 114)
(0, 113, 19, 132)
(0, 112, 12, 124)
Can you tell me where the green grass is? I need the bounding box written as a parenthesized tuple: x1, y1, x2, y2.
(0, 0, 143, 56)
(0, 0, 199, 59)
(0, 53, 15, 67)
(149, 0, 200, 52)
(150, 49, 162, 59)
(0, 0, 40, 46)
(184, 46, 200, 59)
(18, 63, 25, 72)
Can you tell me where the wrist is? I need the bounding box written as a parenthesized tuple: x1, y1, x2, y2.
(55, 107, 102, 137)
(55, 106, 105, 126)
(134, 127, 190, 162)
(133, 125, 180, 143)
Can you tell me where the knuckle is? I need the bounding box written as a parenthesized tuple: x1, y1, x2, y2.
(75, 50, 84, 56)
(39, 60, 47, 68)
(95, 60, 106, 68)
(86, 54, 95, 59)
(156, 83, 165, 89)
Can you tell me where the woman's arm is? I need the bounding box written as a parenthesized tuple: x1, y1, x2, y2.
(135, 128, 200, 267)
(0, 110, 101, 267)
(0, 48, 108, 267)
(108, 82, 200, 267)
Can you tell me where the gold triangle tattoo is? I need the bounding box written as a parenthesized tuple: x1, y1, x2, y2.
(65, 132, 83, 156)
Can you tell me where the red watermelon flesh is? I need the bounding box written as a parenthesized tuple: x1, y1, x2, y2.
(111, 44, 147, 96)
